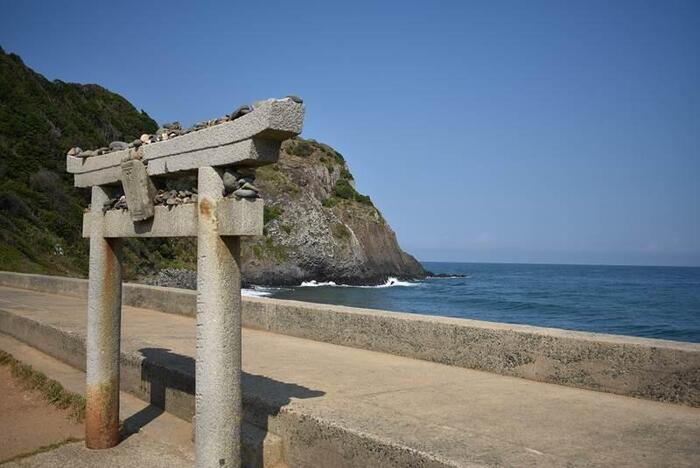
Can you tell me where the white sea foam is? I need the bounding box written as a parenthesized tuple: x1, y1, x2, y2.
(300, 280, 337, 287)
(299, 277, 418, 288)
(357, 277, 417, 288)
(241, 287, 273, 297)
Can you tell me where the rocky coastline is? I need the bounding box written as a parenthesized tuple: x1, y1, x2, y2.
(143, 267, 428, 290)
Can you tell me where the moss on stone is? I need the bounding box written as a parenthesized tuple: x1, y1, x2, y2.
(264, 205, 283, 225)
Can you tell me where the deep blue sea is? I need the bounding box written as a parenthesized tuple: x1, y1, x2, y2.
(249, 262, 700, 343)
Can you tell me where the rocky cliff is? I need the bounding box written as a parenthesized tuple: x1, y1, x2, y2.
(0, 47, 426, 285)
(242, 138, 426, 285)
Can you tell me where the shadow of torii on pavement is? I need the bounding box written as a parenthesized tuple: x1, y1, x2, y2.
(123, 347, 325, 439)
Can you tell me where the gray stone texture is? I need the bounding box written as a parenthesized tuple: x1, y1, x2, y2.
(66, 99, 304, 187)
(82, 198, 263, 238)
(120, 159, 157, 221)
(195, 167, 243, 468)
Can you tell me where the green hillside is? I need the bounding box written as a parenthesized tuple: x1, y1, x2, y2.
(0, 46, 157, 275)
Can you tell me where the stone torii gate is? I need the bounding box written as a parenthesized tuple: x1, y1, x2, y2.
(66, 98, 304, 467)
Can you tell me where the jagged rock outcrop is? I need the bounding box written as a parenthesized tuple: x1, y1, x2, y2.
(242, 139, 426, 285)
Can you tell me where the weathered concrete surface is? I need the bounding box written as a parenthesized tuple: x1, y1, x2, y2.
(3, 438, 194, 468)
(243, 296, 700, 407)
(1, 272, 698, 406)
(1, 286, 699, 467)
(0, 333, 283, 468)
(82, 197, 263, 238)
(67, 99, 305, 187)
(195, 166, 243, 467)
(72, 139, 278, 187)
(0, 271, 89, 298)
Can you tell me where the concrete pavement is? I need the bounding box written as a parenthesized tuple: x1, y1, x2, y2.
(1, 285, 699, 467)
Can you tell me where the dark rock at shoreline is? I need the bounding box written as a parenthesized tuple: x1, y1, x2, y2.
(427, 272, 467, 278)
(144, 267, 424, 290)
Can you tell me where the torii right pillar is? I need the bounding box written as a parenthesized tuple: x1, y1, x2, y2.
(195, 166, 243, 467)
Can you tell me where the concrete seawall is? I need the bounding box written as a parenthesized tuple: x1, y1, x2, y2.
(1, 271, 698, 406)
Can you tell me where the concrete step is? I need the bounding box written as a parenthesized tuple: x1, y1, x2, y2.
(1, 285, 699, 467)
(0, 333, 285, 468)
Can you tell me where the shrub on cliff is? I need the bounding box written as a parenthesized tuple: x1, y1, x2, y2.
(332, 179, 373, 206)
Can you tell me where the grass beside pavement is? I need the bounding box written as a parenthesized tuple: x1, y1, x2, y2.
(0, 349, 85, 422)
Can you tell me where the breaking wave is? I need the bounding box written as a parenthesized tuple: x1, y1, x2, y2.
(242, 287, 273, 297)
(300, 277, 418, 288)
(299, 280, 338, 287)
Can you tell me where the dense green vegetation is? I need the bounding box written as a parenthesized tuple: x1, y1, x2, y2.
(332, 179, 373, 205)
(0, 47, 157, 276)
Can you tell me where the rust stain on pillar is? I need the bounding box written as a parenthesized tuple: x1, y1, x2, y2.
(199, 198, 214, 219)
(85, 377, 120, 448)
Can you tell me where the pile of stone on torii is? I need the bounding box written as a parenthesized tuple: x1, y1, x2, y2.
(66, 96, 304, 468)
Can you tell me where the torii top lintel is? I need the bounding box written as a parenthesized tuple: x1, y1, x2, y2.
(66, 98, 305, 188)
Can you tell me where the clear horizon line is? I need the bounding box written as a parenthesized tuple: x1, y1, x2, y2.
(418, 260, 700, 269)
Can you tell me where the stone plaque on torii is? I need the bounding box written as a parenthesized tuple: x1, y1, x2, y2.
(66, 97, 305, 467)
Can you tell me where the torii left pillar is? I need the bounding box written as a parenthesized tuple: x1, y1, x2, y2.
(85, 185, 123, 448)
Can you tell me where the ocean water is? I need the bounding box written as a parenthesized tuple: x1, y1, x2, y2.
(250, 262, 700, 343)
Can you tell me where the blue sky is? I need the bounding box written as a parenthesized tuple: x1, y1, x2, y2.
(2, 0, 698, 266)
